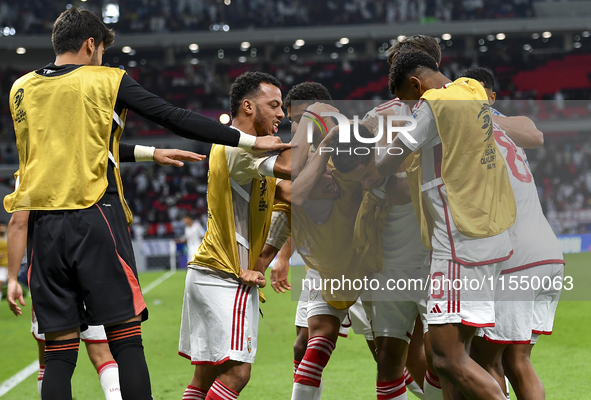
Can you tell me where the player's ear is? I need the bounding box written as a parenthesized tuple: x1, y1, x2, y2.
(242, 99, 255, 116)
(490, 91, 497, 105)
(83, 37, 94, 58)
(409, 76, 422, 97)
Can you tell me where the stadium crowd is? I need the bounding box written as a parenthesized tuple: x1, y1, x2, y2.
(0, 0, 537, 35)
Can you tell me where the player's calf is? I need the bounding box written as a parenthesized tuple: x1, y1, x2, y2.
(105, 320, 152, 400)
(42, 338, 80, 400)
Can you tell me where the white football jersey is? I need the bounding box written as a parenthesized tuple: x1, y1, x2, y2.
(493, 124, 564, 272)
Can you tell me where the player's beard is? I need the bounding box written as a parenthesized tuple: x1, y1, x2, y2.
(254, 104, 270, 136)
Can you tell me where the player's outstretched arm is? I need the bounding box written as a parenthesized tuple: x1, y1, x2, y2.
(6, 211, 29, 316)
(493, 115, 543, 149)
(291, 128, 336, 206)
(119, 143, 206, 166)
(376, 136, 412, 177)
(116, 74, 291, 152)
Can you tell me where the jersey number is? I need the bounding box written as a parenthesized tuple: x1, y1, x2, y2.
(494, 131, 532, 183)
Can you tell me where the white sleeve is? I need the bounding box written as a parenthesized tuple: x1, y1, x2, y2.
(398, 101, 438, 152)
(257, 155, 278, 178)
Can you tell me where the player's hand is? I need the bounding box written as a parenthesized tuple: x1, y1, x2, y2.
(7, 279, 25, 317)
(270, 258, 291, 293)
(154, 149, 206, 167)
(306, 102, 339, 117)
(240, 270, 267, 288)
(253, 136, 293, 152)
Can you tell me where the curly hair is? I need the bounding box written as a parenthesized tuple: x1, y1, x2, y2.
(388, 50, 439, 96)
(52, 7, 115, 55)
(229, 71, 281, 118)
(387, 34, 441, 66)
(284, 82, 333, 109)
(461, 67, 495, 90)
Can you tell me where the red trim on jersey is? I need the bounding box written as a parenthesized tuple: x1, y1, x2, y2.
(178, 351, 191, 360)
(406, 332, 412, 339)
(438, 185, 514, 267)
(483, 334, 531, 345)
(96, 205, 146, 317)
(501, 259, 565, 274)
(461, 320, 494, 328)
(532, 329, 552, 335)
(81, 339, 108, 344)
(376, 99, 403, 112)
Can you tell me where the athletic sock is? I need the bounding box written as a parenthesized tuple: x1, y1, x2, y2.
(404, 368, 424, 400)
(42, 338, 79, 400)
(292, 336, 335, 400)
(423, 369, 443, 400)
(183, 385, 207, 400)
(37, 365, 45, 399)
(377, 376, 407, 400)
(205, 379, 239, 400)
(97, 361, 122, 400)
(106, 321, 152, 400)
(293, 360, 300, 378)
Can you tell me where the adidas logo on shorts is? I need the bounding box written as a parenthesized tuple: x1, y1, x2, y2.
(430, 304, 442, 314)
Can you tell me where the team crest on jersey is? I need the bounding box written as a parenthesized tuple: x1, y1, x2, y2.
(247, 337, 252, 353)
(309, 288, 319, 301)
(13, 88, 27, 123)
(478, 103, 493, 142)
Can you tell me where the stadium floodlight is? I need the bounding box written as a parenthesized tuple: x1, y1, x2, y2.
(574, 42, 582, 49)
(478, 39, 485, 45)
(583, 31, 590, 38)
(335, 42, 343, 48)
(224, 0, 231, 4)
(348, 47, 354, 53)
(122, 46, 132, 54)
(295, 39, 305, 47)
(290, 54, 298, 61)
(222, 24, 230, 32)
(531, 33, 540, 39)
(542, 31, 552, 38)
(442, 33, 452, 41)
(523, 44, 532, 52)
(16, 47, 26, 54)
(239, 56, 247, 63)
(496, 33, 506, 40)
(330, 53, 339, 59)
(189, 43, 199, 52)
(240, 41, 250, 50)
(219, 114, 231, 124)
(479, 46, 488, 52)
(102, 3, 119, 24)
(487, 34, 495, 41)
(190, 58, 199, 65)
(128, 61, 137, 68)
(340, 37, 349, 45)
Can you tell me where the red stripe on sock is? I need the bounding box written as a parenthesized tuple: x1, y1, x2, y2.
(377, 376, 406, 400)
(425, 369, 441, 389)
(206, 379, 239, 400)
(294, 336, 335, 388)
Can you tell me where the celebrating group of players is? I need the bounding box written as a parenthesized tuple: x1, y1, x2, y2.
(3, 5, 563, 400)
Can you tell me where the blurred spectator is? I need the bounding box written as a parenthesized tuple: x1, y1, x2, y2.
(176, 215, 206, 258)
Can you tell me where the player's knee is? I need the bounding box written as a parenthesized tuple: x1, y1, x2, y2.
(431, 351, 464, 379)
(293, 333, 308, 360)
(231, 364, 252, 388)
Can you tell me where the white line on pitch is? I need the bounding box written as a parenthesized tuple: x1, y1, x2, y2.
(0, 361, 39, 397)
(0, 270, 176, 397)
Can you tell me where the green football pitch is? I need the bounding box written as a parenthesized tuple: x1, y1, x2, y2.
(1, 252, 590, 399)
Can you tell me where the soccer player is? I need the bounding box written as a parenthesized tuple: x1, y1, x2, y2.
(177, 215, 206, 260)
(178, 71, 291, 400)
(330, 101, 430, 400)
(6, 144, 206, 400)
(4, 8, 290, 400)
(378, 50, 516, 400)
(463, 67, 564, 400)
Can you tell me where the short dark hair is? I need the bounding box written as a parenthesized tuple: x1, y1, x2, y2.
(329, 123, 374, 174)
(387, 35, 441, 66)
(388, 50, 439, 95)
(52, 7, 115, 56)
(229, 71, 281, 118)
(284, 82, 333, 109)
(461, 67, 495, 90)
